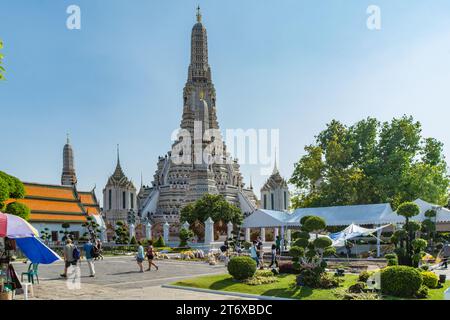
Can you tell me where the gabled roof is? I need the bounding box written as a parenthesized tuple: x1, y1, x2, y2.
(289, 203, 399, 226)
(242, 209, 292, 228)
(7, 182, 102, 223)
(242, 199, 450, 228)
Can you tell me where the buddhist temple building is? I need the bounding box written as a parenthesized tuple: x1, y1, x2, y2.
(138, 8, 258, 226)
(260, 159, 290, 212)
(6, 137, 105, 242)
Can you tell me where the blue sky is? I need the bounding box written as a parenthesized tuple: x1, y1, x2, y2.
(1, 0, 450, 205)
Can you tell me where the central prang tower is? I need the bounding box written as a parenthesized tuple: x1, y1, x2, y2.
(138, 8, 258, 226)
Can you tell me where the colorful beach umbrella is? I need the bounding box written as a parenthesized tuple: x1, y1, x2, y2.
(15, 237, 62, 264)
(0, 212, 39, 238)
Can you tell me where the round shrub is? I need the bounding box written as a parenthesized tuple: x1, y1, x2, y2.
(293, 238, 309, 248)
(305, 249, 317, 259)
(387, 258, 398, 266)
(300, 215, 313, 225)
(289, 246, 305, 262)
(415, 285, 429, 299)
(348, 282, 366, 293)
(323, 246, 336, 257)
(421, 271, 438, 289)
(380, 266, 423, 298)
(302, 216, 326, 232)
(5, 201, 30, 220)
(227, 256, 257, 280)
(313, 237, 332, 249)
(412, 238, 428, 251)
(424, 209, 437, 218)
(397, 202, 420, 219)
(296, 231, 310, 240)
(405, 221, 421, 233)
(358, 271, 372, 283)
(0, 177, 9, 209)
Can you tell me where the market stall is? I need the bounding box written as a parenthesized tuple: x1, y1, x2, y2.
(0, 212, 61, 300)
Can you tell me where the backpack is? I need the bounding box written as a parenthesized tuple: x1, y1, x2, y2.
(72, 246, 80, 261)
(91, 245, 100, 258)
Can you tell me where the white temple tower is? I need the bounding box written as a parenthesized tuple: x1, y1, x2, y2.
(138, 8, 258, 225)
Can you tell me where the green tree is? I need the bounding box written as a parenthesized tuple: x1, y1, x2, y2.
(290, 116, 449, 209)
(180, 194, 243, 239)
(0, 39, 4, 80)
(82, 216, 101, 241)
(60, 222, 71, 241)
(179, 228, 194, 247)
(5, 202, 30, 220)
(114, 221, 129, 244)
(0, 171, 29, 220)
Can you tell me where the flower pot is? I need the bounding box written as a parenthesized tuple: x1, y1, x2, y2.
(439, 274, 446, 284)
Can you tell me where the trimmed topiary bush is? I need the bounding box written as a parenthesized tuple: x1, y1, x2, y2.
(421, 271, 438, 289)
(313, 237, 332, 249)
(380, 266, 423, 298)
(415, 285, 429, 299)
(227, 256, 257, 280)
(358, 271, 372, 283)
(293, 238, 309, 248)
(289, 246, 305, 262)
(154, 235, 166, 248)
(385, 253, 399, 266)
(348, 282, 366, 293)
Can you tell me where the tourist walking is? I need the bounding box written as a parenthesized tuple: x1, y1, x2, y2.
(442, 242, 450, 269)
(268, 244, 278, 268)
(250, 241, 259, 267)
(82, 239, 96, 277)
(146, 242, 159, 271)
(95, 239, 104, 261)
(275, 236, 281, 255)
(136, 241, 145, 273)
(257, 238, 264, 269)
(60, 238, 77, 278)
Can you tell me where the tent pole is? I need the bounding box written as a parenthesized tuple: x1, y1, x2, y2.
(377, 224, 382, 257)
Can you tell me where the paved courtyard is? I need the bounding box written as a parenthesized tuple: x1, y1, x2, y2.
(11, 256, 247, 300)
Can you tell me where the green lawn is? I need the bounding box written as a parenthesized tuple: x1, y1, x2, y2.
(172, 273, 450, 300)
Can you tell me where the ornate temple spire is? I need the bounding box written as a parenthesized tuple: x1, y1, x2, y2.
(61, 134, 77, 186)
(273, 148, 279, 175)
(196, 6, 202, 23)
(188, 6, 211, 83)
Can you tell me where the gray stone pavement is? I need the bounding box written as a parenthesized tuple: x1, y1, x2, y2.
(11, 256, 248, 300)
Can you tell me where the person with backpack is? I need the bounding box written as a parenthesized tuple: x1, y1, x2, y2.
(82, 239, 96, 277)
(95, 239, 104, 261)
(146, 242, 159, 271)
(61, 238, 78, 278)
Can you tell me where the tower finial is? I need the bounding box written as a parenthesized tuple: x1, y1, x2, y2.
(250, 175, 253, 189)
(66, 133, 70, 144)
(196, 6, 202, 23)
(117, 144, 120, 165)
(273, 147, 279, 175)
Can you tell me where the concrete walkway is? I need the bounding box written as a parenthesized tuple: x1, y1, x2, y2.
(12, 256, 247, 300)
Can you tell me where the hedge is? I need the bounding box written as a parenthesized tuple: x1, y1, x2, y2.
(227, 256, 257, 280)
(380, 266, 423, 298)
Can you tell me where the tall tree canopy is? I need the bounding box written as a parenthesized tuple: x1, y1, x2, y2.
(290, 116, 449, 209)
(180, 194, 243, 240)
(0, 39, 4, 80)
(180, 194, 243, 226)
